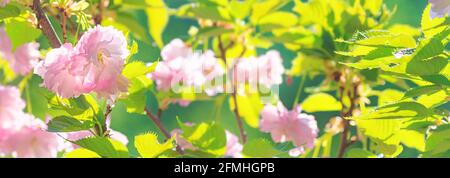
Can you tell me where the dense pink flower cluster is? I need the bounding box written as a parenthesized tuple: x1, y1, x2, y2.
(234, 50, 285, 89)
(150, 39, 225, 95)
(0, 28, 40, 75)
(429, 0, 450, 18)
(260, 102, 318, 156)
(0, 85, 63, 158)
(35, 25, 129, 100)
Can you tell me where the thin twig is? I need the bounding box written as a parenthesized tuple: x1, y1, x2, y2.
(32, 0, 62, 48)
(218, 36, 247, 144)
(144, 108, 184, 154)
(337, 75, 357, 158)
(60, 9, 68, 43)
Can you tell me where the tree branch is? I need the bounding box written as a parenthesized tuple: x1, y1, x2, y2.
(32, 0, 62, 48)
(218, 36, 247, 144)
(145, 108, 184, 154)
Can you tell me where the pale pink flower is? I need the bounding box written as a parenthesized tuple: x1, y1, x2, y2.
(0, 85, 25, 130)
(10, 43, 40, 75)
(234, 50, 284, 88)
(35, 25, 129, 100)
(73, 25, 129, 100)
(0, 86, 63, 158)
(150, 39, 224, 106)
(0, 28, 12, 57)
(160, 38, 192, 61)
(151, 39, 224, 91)
(257, 50, 285, 88)
(0, 115, 62, 158)
(35, 43, 85, 98)
(0, 0, 10, 7)
(429, 0, 450, 18)
(225, 130, 243, 158)
(260, 102, 318, 152)
(0, 28, 40, 75)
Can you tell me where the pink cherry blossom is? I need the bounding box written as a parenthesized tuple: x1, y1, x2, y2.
(0, 28, 12, 57)
(160, 38, 192, 61)
(0, 85, 25, 130)
(10, 43, 40, 75)
(225, 130, 243, 158)
(0, 28, 40, 75)
(234, 50, 285, 89)
(150, 39, 224, 106)
(260, 102, 318, 152)
(0, 114, 62, 158)
(0, 85, 63, 158)
(35, 25, 129, 100)
(73, 25, 129, 100)
(429, 0, 450, 18)
(35, 43, 85, 98)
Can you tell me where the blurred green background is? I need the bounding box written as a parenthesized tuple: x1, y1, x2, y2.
(107, 0, 428, 157)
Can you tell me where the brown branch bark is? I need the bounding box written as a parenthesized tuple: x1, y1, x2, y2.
(32, 0, 62, 48)
(145, 108, 184, 154)
(218, 35, 247, 144)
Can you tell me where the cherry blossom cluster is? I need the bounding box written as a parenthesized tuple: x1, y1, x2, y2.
(0, 85, 64, 157)
(260, 102, 319, 157)
(35, 25, 129, 101)
(0, 28, 40, 75)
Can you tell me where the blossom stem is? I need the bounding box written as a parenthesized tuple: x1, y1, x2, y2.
(32, 0, 62, 48)
(144, 108, 185, 154)
(218, 35, 248, 144)
(292, 74, 307, 109)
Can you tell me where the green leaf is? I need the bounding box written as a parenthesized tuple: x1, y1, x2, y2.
(229, 0, 253, 20)
(229, 93, 263, 128)
(64, 148, 101, 158)
(250, 0, 288, 23)
(423, 124, 450, 158)
(258, 12, 298, 31)
(242, 139, 281, 158)
(301, 93, 342, 113)
(4, 20, 41, 49)
(352, 102, 432, 120)
(416, 90, 448, 108)
(287, 53, 325, 76)
(179, 122, 227, 156)
(0, 4, 20, 20)
(196, 27, 233, 39)
(47, 95, 98, 121)
(122, 61, 155, 80)
(121, 62, 154, 114)
(47, 116, 94, 132)
(421, 4, 449, 38)
(402, 85, 442, 100)
(75, 137, 130, 158)
(345, 148, 377, 158)
(145, 0, 168, 48)
(178, 4, 232, 22)
(134, 133, 174, 158)
(421, 75, 450, 87)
